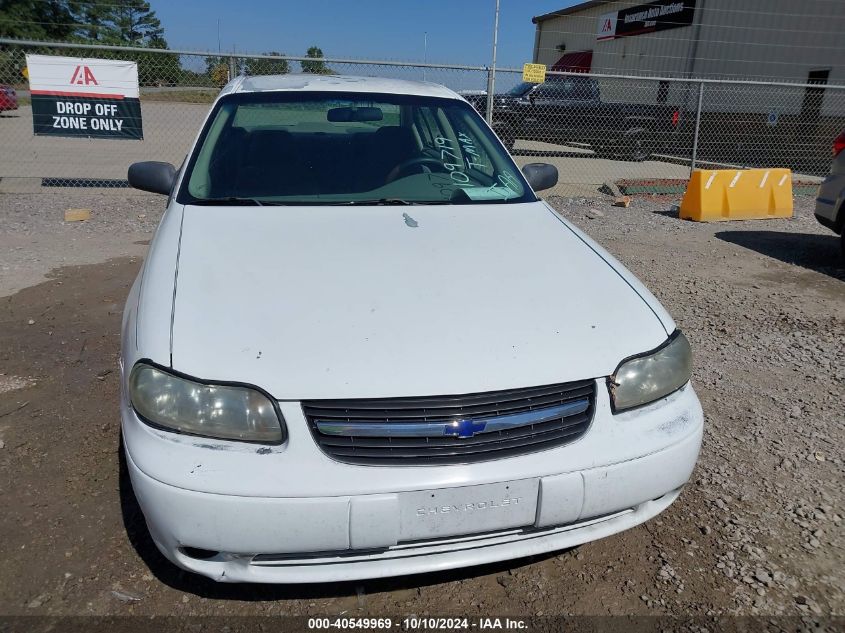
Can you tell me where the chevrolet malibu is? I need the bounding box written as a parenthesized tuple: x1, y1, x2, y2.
(122, 74, 703, 583)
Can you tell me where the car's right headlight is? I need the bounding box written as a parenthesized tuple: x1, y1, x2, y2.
(609, 330, 692, 412)
(128, 363, 284, 443)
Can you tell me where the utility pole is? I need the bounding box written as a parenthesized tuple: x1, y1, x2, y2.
(229, 44, 237, 80)
(217, 18, 221, 54)
(485, 0, 501, 125)
(423, 31, 428, 81)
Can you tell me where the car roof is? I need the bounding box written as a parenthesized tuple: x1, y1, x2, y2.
(220, 74, 462, 100)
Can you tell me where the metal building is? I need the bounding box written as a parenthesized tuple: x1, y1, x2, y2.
(531, 0, 845, 121)
(532, 0, 845, 85)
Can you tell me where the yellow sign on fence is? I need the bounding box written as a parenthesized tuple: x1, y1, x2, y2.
(680, 169, 793, 222)
(522, 63, 546, 84)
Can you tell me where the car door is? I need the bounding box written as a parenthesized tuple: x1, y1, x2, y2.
(529, 81, 567, 144)
(564, 77, 603, 148)
(529, 78, 602, 147)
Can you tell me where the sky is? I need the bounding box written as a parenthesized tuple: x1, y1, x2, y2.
(153, 0, 581, 69)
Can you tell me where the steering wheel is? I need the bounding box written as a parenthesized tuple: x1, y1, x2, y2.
(385, 157, 446, 184)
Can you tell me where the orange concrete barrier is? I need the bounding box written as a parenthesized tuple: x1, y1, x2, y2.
(679, 169, 793, 222)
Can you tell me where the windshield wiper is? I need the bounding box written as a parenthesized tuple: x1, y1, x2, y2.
(190, 196, 269, 206)
(336, 198, 452, 206)
(340, 198, 414, 206)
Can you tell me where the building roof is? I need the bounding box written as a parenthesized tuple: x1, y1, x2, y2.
(220, 74, 460, 100)
(533, 1, 610, 24)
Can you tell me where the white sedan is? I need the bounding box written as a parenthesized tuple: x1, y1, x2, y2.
(121, 74, 703, 583)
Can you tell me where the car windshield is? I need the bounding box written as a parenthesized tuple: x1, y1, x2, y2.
(506, 82, 534, 96)
(179, 90, 535, 206)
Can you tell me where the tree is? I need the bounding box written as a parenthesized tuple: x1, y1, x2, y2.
(77, 0, 165, 47)
(113, 0, 165, 46)
(74, 0, 177, 86)
(0, 0, 79, 83)
(0, 0, 182, 86)
(0, 0, 78, 40)
(204, 56, 231, 86)
(245, 52, 290, 76)
(130, 48, 182, 85)
(74, 0, 112, 43)
(0, 0, 165, 46)
(301, 46, 332, 75)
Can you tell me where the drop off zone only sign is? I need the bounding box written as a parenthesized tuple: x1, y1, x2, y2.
(26, 54, 143, 140)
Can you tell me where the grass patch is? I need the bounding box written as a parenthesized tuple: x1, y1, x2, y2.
(12, 90, 217, 107)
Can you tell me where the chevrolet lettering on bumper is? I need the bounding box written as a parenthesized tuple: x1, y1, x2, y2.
(416, 497, 523, 516)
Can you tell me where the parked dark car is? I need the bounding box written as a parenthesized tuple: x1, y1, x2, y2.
(465, 77, 679, 162)
(0, 85, 18, 112)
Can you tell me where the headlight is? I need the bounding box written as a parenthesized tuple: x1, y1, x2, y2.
(609, 331, 692, 412)
(128, 363, 284, 443)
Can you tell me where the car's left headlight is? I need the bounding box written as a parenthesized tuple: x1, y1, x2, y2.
(128, 362, 285, 443)
(609, 330, 692, 412)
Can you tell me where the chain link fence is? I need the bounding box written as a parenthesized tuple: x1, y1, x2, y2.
(1, 39, 843, 197)
(471, 68, 845, 196)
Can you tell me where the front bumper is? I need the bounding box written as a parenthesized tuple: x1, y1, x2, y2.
(122, 382, 704, 583)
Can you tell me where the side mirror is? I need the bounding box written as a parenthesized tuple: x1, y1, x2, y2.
(521, 163, 558, 192)
(128, 161, 176, 195)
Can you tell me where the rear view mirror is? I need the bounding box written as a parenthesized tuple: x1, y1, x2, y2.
(327, 106, 383, 123)
(128, 161, 176, 196)
(521, 163, 558, 192)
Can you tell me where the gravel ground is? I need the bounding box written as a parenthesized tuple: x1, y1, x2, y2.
(0, 191, 165, 297)
(0, 191, 842, 622)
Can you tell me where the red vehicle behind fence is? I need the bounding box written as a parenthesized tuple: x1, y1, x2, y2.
(0, 85, 19, 112)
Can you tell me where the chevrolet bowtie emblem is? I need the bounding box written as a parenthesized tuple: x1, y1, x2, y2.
(444, 418, 488, 438)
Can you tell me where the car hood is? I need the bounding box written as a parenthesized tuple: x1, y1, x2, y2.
(170, 202, 670, 399)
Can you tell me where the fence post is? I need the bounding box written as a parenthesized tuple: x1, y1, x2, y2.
(485, 67, 495, 124)
(228, 55, 237, 81)
(690, 81, 705, 174)
(484, 0, 500, 126)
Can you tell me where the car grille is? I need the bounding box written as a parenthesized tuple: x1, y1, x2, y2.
(302, 379, 595, 466)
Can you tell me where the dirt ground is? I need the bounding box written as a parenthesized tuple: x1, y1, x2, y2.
(0, 191, 842, 622)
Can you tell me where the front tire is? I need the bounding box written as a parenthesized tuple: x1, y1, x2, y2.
(623, 132, 650, 162)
